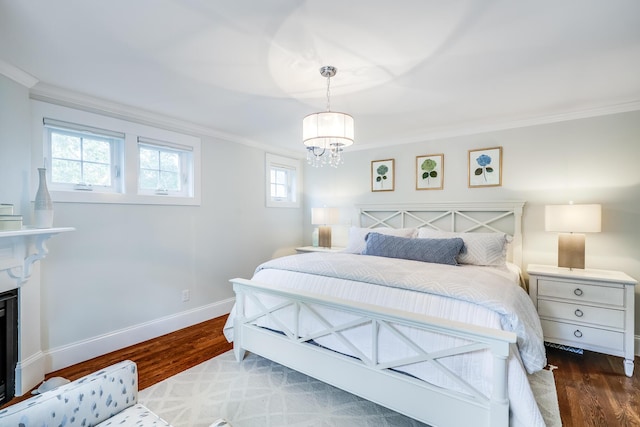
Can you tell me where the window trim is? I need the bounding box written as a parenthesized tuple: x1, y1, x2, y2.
(265, 153, 301, 208)
(32, 101, 201, 206)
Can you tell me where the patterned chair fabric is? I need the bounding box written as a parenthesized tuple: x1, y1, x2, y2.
(0, 360, 173, 427)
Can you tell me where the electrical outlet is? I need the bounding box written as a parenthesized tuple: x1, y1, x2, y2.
(182, 289, 190, 302)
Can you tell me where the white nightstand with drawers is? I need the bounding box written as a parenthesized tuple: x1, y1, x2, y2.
(527, 264, 637, 377)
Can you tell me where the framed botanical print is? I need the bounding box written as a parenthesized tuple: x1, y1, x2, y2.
(468, 146, 502, 187)
(371, 159, 394, 192)
(416, 154, 444, 190)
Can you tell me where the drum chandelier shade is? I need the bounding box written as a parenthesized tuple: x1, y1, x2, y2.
(302, 111, 354, 148)
(303, 66, 354, 168)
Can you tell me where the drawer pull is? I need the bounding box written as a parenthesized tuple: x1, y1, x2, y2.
(574, 309, 584, 317)
(574, 329, 583, 338)
(573, 288, 584, 296)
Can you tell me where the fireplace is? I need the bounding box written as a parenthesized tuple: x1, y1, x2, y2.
(0, 289, 18, 405)
(0, 228, 72, 398)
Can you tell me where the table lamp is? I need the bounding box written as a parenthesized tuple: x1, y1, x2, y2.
(311, 207, 339, 248)
(545, 203, 601, 269)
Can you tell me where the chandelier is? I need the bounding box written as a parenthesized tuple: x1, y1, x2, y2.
(303, 66, 354, 168)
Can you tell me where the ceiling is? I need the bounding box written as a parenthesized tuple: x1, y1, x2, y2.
(1, 0, 639, 155)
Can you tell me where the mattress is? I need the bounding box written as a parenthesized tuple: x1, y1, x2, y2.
(224, 252, 547, 427)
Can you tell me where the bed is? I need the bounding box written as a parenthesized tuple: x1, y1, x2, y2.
(225, 202, 546, 427)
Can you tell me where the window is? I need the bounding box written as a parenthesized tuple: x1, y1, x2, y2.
(35, 101, 201, 206)
(270, 166, 293, 201)
(44, 119, 124, 193)
(266, 153, 301, 208)
(138, 138, 193, 197)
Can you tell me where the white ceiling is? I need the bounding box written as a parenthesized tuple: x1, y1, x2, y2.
(1, 0, 639, 154)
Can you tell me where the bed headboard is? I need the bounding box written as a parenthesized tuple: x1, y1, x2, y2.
(356, 201, 525, 268)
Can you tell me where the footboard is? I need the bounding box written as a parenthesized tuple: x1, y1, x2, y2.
(230, 278, 517, 427)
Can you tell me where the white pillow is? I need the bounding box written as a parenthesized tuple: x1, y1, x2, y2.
(417, 228, 510, 266)
(343, 227, 417, 254)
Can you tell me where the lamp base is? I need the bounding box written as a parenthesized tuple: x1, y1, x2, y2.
(558, 233, 585, 270)
(318, 226, 332, 248)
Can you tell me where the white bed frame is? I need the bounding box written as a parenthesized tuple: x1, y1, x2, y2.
(230, 201, 525, 427)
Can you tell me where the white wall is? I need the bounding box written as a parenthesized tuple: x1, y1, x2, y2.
(0, 73, 49, 392)
(0, 74, 31, 215)
(304, 111, 640, 344)
(39, 132, 303, 370)
(1, 76, 304, 373)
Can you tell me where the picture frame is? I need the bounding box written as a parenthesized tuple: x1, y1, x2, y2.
(416, 154, 444, 190)
(371, 159, 395, 192)
(468, 146, 502, 188)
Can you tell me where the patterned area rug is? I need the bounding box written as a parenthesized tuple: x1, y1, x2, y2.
(139, 350, 561, 427)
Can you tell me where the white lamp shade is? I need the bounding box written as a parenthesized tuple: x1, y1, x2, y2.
(311, 207, 340, 225)
(303, 112, 354, 148)
(545, 204, 602, 233)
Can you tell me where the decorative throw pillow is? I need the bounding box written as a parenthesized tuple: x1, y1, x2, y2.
(417, 228, 509, 266)
(342, 226, 417, 254)
(362, 232, 464, 265)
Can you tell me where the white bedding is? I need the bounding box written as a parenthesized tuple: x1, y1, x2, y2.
(224, 252, 547, 427)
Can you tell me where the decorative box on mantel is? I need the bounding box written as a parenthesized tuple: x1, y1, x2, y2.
(0, 227, 74, 287)
(0, 215, 23, 231)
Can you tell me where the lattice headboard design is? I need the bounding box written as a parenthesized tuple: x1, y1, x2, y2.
(356, 202, 525, 267)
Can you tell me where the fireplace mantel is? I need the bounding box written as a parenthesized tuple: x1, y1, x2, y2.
(0, 227, 74, 286)
(0, 227, 74, 397)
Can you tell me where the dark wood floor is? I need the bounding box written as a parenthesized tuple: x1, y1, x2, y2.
(3, 315, 639, 426)
(2, 315, 233, 408)
(546, 346, 640, 427)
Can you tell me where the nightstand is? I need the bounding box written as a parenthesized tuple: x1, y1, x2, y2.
(295, 246, 345, 254)
(527, 264, 637, 377)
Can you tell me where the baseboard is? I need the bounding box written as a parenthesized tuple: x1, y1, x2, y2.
(14, 350, 45, 396)
(44, 298, 235, 373)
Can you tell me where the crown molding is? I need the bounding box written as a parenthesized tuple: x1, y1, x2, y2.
(0, 60, 39, 88)
(451, 100, 640, 138)
(352, 99, 640, 151)
(27, 81, 639, 158)
(29, 82, 302, 159)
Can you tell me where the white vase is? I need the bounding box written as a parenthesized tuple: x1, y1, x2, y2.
(34, 167, 54, 228)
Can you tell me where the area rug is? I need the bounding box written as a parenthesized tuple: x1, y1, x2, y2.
(139, 350, 561, 427)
